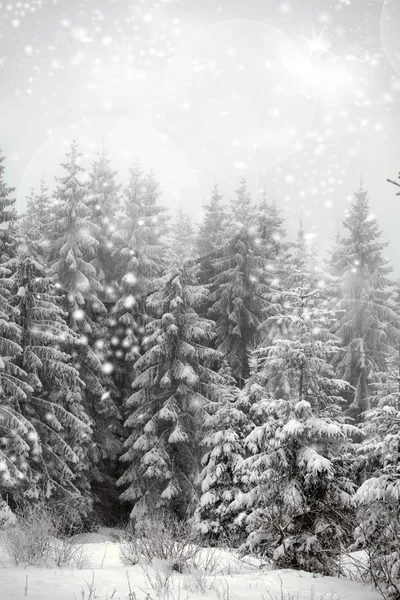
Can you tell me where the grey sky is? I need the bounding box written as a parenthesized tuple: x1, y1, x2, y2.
(0, 0, 399, 271)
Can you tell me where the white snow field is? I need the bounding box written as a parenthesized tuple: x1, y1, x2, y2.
(0, 528, 382, 600)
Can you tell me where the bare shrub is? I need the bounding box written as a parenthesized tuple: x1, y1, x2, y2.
(2, 499, 91, 568)
(119, 513, 201, 572)
(2, 502, 55, 565)
(139, 560, 175, 599)
(351, 501, 400, 600)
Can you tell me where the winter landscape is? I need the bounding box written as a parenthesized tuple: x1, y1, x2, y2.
(1, 0, 400, 599)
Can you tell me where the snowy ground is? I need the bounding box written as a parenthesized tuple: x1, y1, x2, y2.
(0, 528, 382, 600)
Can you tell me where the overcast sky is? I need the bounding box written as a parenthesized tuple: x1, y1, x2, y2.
(1, 0, 400, 271)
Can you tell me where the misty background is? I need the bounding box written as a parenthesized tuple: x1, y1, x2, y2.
(0, 0, 399, 268)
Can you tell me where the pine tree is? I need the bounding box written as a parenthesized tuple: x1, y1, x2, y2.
(0, 149, 18, 261)
(9, 241, 93, 502)
(207, 180, 270, 386)
(47, 141, 122, 519)
(353, 361, 400, 599)
(197, 184, 228, 257)
(256, 192, 286, 260)
(169, 207, 197, 264)
(87, 145, 121, 301)
(0, 150, 38, 506)
(118, 262, 223, 519)
(21, 176, 52, 253)
(235, 225, 358, 574)
(112, 162, 168, 360)
(230, 178, 254, 229)
(328, 185, 400, 422)
(194, 362, 252, 543)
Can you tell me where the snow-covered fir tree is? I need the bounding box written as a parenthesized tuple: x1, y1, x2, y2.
(112, 162, 168, 361)
(206, 179, 272, 386)
(169, 207, 197, 264)
(0, 154, 37, 507)
(197, 184, 229, 257)
(9, 241, 93, 503)
(0, 149, 18, 262)
(20, 176, 52, 253)
(353, 359, 400, 599)
(234, 225, 358, 575)
(47, 140, 122, 519)
(194, 362, 252, 543)
(329, 185, 400, 422)
(87, 145, 121, 301)
(118, 261, 223, 519)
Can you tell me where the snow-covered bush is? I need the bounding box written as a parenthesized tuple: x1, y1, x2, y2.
(2, 502, 56, 565)
(119, 512, 200, 572)
(2, 500, 90, 567)
(353, 490, 400, 600)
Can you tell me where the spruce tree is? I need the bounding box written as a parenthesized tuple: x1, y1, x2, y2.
(0, 149, 18, 261)
(235, 225, 358, 574)
(329, 185, 400, 422)
(197, 184, 228, 257)
(194, 362, 252, 543)
(87, 145, 121, 301)
(112, 162, 168, 359)
(9, 241, 92, 502)
(0, 150, 38, 506)
(353, 361, 400, 599)
(207, 180, 270, 385)
(169, 207, 197, 264)
(48, 141, 122, 519)
(118, 261, 223, 519)
(21, 176, 52, 253)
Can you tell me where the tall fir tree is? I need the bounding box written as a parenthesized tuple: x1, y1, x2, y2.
(112, 162, 168, 361)
(353, 356, 400, 599)
(47, 141, 122, 520)
(328, 185, 400, 422)
(197, 184, 229, 257)
(20, 176, 52, 254)
(0, 150, 40, 507)
(118, 261, 223, 519)
(207, 179, 271, 386)
(194, 362, 252, 543)
(169, 207, 197, 264)
(0, 149, 18, 261)
(9, 241, 93, 503)
(87, 145, 121, 301)
(234, 224, 358, 574)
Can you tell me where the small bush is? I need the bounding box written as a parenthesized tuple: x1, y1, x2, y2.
(119, 512, 201, 572)
(2, 500, 91, 567)
(2, 502, 55, 565)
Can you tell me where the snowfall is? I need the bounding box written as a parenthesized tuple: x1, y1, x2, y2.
(0, 527, 383, 600)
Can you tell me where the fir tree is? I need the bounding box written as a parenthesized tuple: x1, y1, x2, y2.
(169, 207, 197, 264)
(0, 149, 18, 261)
(0, 151, 37, 505)
(197, 184, 228, 257)
(87, 145, 121, 301)
(230, 178, 254, 229)
(353, 363, 400, 599)
(235, 225, 358, 574)
(48, 141, 122, 519)
(329, 185, 400, 422)
(20, 176, 52, 253)
(9, 241, 93, 502)
(194, 362, 252, 543)
(207, 180, 270, 385)
(118, 261, 223, 519)
(112, 163, 168, 359)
